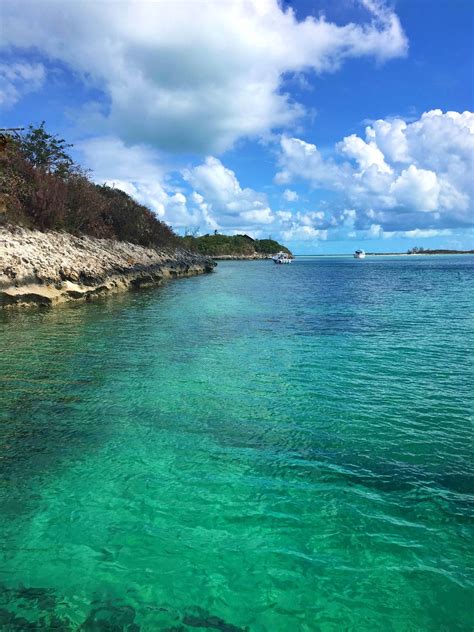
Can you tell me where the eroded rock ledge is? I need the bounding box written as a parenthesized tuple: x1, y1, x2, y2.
(0, 226, 216, 308)
(211, 254, 272, 260)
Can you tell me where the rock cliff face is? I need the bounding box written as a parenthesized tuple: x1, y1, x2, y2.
(0, 226, 216, 307)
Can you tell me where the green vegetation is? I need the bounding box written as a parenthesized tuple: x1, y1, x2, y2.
(15, 122, 76, 177)
(181, 233, 291, 257)
(0, 123, 177, 248)
(407, 247, 474, 255)
(0, 124, 291, 256)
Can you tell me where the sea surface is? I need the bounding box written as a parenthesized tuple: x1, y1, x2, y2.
(0, 255, 473, 631)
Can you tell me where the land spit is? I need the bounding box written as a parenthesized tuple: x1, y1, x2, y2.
(0, 226, 216, 308)
(211, 254, 272, 260)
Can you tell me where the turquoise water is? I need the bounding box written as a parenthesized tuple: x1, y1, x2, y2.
(0, 255, 473, 631)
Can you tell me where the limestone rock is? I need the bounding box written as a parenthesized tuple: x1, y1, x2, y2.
(0, 226, 216, 308)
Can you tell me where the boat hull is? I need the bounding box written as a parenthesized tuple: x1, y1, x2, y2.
(354, 250, 366, 259)
(272, 251, 292, 264)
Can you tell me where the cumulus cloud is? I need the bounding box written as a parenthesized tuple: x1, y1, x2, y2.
(282, 225, 328, 241)
(276, 136, 347, 188)
(338, 134, 392, 173)
(184, 157, 274, 230)
(276, 109, 474, 232)
(390, 165, 440, 212)
(360, 226, 454, 240)
(77, 139, 330, 240)
(0, 0, 407, 152)
(283, 189, 299, 202)
(365, 117, 409, 162)
(403, 228, 452, 239)
(78, 136, 200, 228)
(0, 62, 45, 107)
(181, 157, 331, 241)
(267, 208, 329, 243)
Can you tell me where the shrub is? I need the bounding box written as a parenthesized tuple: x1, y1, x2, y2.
(0, 125, 178, 248)
(18, 122, 77, 176)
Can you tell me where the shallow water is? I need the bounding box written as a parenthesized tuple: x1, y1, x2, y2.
(0, 255, 473, 631)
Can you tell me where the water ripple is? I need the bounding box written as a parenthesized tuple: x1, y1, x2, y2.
(0, 256, 473, 630)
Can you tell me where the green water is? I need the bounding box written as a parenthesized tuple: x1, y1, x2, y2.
(0, 256, 473, 631)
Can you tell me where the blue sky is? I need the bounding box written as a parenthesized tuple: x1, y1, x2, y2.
(1, 0, 473, 253)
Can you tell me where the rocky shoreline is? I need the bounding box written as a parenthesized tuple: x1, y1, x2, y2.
(0, 226, 216, 308)
(211, 253, 272, 260)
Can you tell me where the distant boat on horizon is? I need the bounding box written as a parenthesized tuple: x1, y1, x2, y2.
(354, 249, 366, 259)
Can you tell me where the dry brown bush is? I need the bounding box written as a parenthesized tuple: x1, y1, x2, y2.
(0, 136, 178, 248)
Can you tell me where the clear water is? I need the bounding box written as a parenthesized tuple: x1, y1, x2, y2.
(0, 256, 473, 631)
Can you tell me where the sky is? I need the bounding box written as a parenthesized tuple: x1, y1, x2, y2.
(0, 0, 473, 254)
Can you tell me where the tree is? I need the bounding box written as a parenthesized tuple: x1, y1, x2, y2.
(18, 122, 77, 177)
(184, 226, 200, 238)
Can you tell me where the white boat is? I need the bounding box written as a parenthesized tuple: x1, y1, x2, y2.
(354, 249, 366, 259)
(272, 251, 292, 264)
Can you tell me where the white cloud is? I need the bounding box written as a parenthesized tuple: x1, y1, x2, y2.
(338, 134, 392, 174)
(78, 137, 165, 184)
(365, 117, 409, 163)
(282, 226, 328, 241)
(189, 192, 219, 232)
(0, 0, 407, 152)
(297, 211, 325, 226)
(78, 136, 200, 228)
(276, 109, 474, 231)
(0, 62, 45, 107)
(362, 227, 453, 240)
(283, 189, 299, 201)
(184, 157, 274, 229)
(276, 136, 346, 188)
(78, 139, 331, 240)
(275, 209, 329, 242)
(390, 165, 440, 212)
(403, 228, 452, 239)
(368, 223, 383, 238)
(182, 157, 335, 240)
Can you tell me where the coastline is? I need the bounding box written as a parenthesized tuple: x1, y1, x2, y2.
(211, 253, 272, 260)
(295, 252, 474, 257)
(368, 252, 474, 256)
(0, 226, 216, 308)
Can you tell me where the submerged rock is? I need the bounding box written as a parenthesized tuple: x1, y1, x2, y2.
(0, 226, 216, 308)
(182, 606, 248, 632)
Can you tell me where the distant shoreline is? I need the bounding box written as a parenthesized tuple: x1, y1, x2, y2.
(294, 250, 474, 257)
(369, 250, 474, 256)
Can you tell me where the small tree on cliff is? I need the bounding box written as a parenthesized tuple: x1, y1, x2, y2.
(19, 122, 77, 177)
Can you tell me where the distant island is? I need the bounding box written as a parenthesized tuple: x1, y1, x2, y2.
(406, 247, 474, 255)
(181, 232, 292, 259)
(368, 248, 474, 256)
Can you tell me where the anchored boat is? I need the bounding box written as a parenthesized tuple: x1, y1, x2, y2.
(272, 251, 292, 264)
